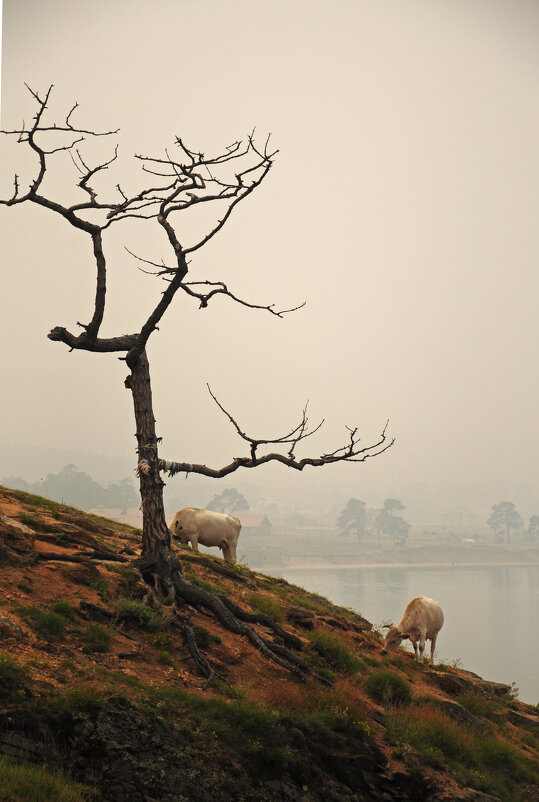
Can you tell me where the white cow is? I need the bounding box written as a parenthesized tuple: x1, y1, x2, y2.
(381, 596, 444, 664)
(168, 507, 241, 563)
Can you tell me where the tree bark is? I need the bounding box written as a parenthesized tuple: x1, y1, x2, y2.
(125, 349, 181, 586)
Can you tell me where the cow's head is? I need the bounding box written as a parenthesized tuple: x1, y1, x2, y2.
(381, 625, 406, 655)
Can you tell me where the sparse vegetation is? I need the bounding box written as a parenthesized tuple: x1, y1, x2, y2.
(248, 592, 285, 622)
(80, 623, 111, 653)
(184, 572, 224, 594)
(0, 653, 29, 700)
(49, 685, 104, 721)
(17, 604, 71, 641)
(384, 700, 539, 799)
(151, 685, 290, 772)
(85, 578, 110, 601)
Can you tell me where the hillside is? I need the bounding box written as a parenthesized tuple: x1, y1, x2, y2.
(0, 485, 538, 802)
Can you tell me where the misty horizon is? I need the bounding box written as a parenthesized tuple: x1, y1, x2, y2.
(1, 0, 538, 516)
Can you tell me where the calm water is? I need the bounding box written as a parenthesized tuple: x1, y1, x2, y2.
(265, 564, 539, 705)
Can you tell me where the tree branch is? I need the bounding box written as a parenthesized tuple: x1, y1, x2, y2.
(158, 392, 394, 478)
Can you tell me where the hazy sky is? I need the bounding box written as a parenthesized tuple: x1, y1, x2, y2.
(1, 1, 538, 510)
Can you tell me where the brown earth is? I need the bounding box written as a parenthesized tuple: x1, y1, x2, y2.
(0, 485, 538, 802)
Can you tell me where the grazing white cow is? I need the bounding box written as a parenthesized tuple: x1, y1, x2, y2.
(382, 596, 444, 664)
(168, 507, 241, 563)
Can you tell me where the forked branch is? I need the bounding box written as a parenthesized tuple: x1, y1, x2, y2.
(158, 388, 394, 478)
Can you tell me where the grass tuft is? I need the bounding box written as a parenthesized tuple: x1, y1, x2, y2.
(248, 593, 285, 622)
(365, 668, 412, 706)
(0, 757, 93, 801)
(306, 629, 361, 675)
(80, 623, 111, 653)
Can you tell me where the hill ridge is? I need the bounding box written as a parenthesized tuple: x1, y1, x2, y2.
(0, 485, 538, 801)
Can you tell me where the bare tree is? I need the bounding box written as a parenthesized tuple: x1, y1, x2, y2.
(1, 86, 393, 680)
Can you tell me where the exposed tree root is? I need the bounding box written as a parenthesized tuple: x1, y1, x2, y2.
(133, 549, 311, 682)
(35, 532, 130, 563)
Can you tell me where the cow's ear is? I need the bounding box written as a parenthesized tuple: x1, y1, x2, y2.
(399, 631, 409, 640)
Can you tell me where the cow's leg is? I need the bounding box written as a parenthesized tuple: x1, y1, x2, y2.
(190, 535, 199, 552)
(411, 637, 420, 662)
(429, 634, 438, 664)
(228, 541, 237, 563)
(220, 541, 232, 562)
(418, 637, 426, 662)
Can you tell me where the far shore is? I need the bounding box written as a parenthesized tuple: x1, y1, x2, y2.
(265, 559, 539, 571)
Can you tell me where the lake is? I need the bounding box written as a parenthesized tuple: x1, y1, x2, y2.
(264, 563, 539, 706)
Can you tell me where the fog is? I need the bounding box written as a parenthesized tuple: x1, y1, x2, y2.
(1, 0, 538, 523)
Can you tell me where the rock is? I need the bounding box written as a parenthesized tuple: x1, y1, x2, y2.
(0, 615, 23, 639)
(434, 672, 476, 695)
(438, 700, 491, 732)
(476, 680, 512, 697)
(62, 563, 101, 584)
(506, 708, 539, 728)
(287, 607, 315, 628)
(0, 513, 36, 537)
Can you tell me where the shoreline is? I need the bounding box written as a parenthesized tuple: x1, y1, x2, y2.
(263, 560, 539, 572)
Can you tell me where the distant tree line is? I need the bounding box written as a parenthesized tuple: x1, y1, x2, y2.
(2, 464, 138, 512)
(338, 497, 539, 546)
(487, 501, 538, 543)
(337, 497, 410, 546)
(206, 488, 249, 514)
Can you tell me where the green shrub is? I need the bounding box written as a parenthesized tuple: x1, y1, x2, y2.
(80, 624, 111, 653)
(193, 625, 212, 649)
(16, 582, 32, 594)
(0, 653, 29, 700)
(115, 599, 161, 632)
(306, 629, 361, 675)
(18, 605, 70, 641)
(313, 666, 336, 683)
(248, 593, 285, 622)
(152, 632, 172, 649)
(365, 668, 412, 705)
(0, 757, 93, 801)
(51, 601, 75, 619)
(157, 650, 174, 666)
(19, 512, 40, 529)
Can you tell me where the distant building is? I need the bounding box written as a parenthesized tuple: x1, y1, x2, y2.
(237, 513, 272, 536)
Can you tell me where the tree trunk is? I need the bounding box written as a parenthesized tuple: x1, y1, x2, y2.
(125, 349, 183, 588)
